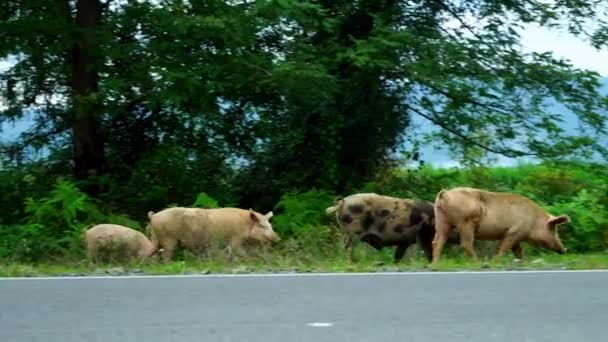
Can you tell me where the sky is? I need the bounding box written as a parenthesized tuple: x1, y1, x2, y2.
(520, 23, 608, 76)
(416, 23, 608, 168)
(1, 22, 608, 167)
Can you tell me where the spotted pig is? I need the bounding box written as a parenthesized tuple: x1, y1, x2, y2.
(325, 193, 459, 263)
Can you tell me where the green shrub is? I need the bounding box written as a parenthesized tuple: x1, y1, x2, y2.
(546, 188, 608, 252)
(192, 192, 220, 208)
(0, 179, 143, 261)
(1, 161, 607, 262)
(272, 189, 336, 236)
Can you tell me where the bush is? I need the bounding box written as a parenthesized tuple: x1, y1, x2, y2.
(546, 188, 608, 252)
(1, 161, 607, 262)
(192, 192, 220, 208)
(0, 179, 143, 261)
(272, 189, 337, 236)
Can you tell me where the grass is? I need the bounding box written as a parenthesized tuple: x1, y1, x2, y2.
(1, 247, 608, 278)
(1, 230, 607, 277)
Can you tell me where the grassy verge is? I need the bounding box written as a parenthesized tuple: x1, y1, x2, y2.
(1, 251, 608, 278)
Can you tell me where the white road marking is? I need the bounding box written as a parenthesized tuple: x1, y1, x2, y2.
(1, 269, 608, 281)
(307, 322, 334, 327)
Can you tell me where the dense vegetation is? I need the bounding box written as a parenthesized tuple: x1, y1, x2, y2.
(1, 1, 607, 265)
(1, 162, 606, 263)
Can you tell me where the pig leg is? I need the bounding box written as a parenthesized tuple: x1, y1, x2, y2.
(344, 234, 357, 262)
(495, 234, 521, 260)
(511, 242, 523, 259)
(393, 243, 410, 264)
(431, 231, 448, 264)
(431, 205, 452, 264)
(457, 221, 477, 260)
(160, 239, 177, 262)
(86, 244, 96, 262)
(344, 234, 353, 250)
(417, 230, 434, 262)
(226, 238, 247, 260)
(420, 240, 433, 263)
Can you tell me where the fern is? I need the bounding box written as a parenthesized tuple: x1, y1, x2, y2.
(192, 192, 220, 208)
(20, 179, 106, 257)
(273, 189, 335, 236)
(547, 188, 608, 251)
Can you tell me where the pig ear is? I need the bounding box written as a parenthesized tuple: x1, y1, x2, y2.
(265, 211, 273, 220)
(548, 215, 570, 231)
(249, 209, 259, 223)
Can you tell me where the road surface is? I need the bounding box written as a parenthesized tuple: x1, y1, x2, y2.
(1, 270, 607, 342)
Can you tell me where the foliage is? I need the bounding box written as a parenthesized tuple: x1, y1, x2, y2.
(0, 162, 607, 263)
(0, 179, 135, 261)
(1, 1, 608, 263)
(192, 192, 220, 209)
(547, 188, 608, 252)
(1, 1, 608, 210)
(272, 189, 336, 236)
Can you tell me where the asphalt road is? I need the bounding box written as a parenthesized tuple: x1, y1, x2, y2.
(1, 270, 607, 342)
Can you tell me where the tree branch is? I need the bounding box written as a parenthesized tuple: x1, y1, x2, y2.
(406, 105, 539, 158)
(0, 126, 68, 155)
(436, 0, 497, 49)
(416, 79, 539, 127)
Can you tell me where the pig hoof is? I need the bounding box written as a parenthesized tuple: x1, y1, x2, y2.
(105, 267, 126, 276)
(231, 266, 252, 274)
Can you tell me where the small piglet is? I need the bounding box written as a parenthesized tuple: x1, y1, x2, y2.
(85, 224, 156, 263)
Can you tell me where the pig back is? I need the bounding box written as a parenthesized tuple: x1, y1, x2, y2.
(337, 194, 428, 244)
(478, 191, 550, 233)
(85, 224, 150, 257)
(439, 187, 548, 234)
(202, 208, 253, 239)
(150, 207, 208, 238)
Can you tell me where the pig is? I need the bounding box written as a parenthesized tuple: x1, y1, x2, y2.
(84, 224, 156, 263)
(431, 187, 570, 264)
(325, 193, 460, 263)
(148, 207, 280, 261)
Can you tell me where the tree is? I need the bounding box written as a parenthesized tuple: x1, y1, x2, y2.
(1, 0, 607, 211)
(232, 0, 608, 207)
(0, 0, 108, 194)
(0, 0, 270, 204)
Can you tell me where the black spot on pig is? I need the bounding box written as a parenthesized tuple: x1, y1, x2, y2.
(393, 224, 405, 233)
(410, 201, 433, 225)
(349, 205, 365, 214)
(363, 212, 374, 230)
(377, 221, 386, 233)
(379, 209, 390, 217)
(360, 234, 385, 250)
(340, 214, 353, 224)
(410, 207, 423, 225)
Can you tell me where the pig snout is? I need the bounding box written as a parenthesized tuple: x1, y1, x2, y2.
(550, 239, 567, 254)
(251, 227, 280, 244)
(267, 231, 280, 243)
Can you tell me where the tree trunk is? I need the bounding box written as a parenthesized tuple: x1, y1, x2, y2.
(69, 0, 106, 195)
